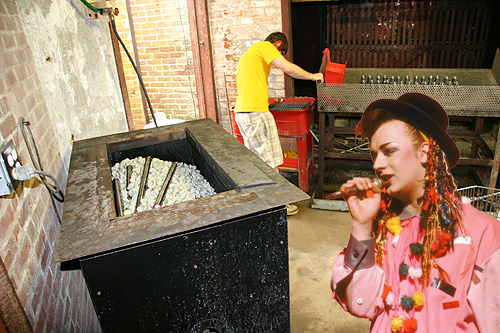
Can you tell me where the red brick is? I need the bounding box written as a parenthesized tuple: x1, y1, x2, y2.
(3, 1, 18, 15)
(23, 90, 38, 111)
(3, 246, 15, 272)
(34, 306, 47, 333)
(0, 76, 6, 94)
(12, 235, 31, 280)
(71, 285, 79, 316)
(29, 278, 43, 316)
(14, 65, 29, 84)
(14, 48, 28, 63)
(40, 278, 53, 312)
(3, 69, 17, 87)
(13, 85, 27, 105)
(0, 2, 7, 15)
(40, 243, 51, 273)
(15, 32, 28, 48)
(0, 203, 15, 233)
(23, 76, 37, 96)
(25, 60, 36, 76)
(35, 230, 45, 258)
(30, 103, 45, 124)
(0, 15, 13, 32)
(47, 219, 59, 246)
(1, 51, 17, 67)
(17, 275, 31, 305)
(25, 218, 37, 246)
(45, 269, 54, 303)
(52, 296, 64, 331)
(2, 34, 15, 49)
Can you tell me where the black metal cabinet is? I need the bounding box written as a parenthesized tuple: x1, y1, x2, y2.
(81, 208, 289, 333)
(57, 119, 308, 333)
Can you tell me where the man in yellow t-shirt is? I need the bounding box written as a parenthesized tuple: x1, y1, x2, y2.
(234, 32, 323, 215)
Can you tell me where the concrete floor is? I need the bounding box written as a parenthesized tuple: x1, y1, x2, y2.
(287, 199, 371, 333)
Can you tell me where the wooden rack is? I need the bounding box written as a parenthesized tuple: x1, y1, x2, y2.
(326, 1, 496, 69)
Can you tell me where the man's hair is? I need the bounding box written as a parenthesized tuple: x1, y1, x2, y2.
(265, 32, 288, 55)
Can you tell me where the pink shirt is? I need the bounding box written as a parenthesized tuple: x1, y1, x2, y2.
(331, 203, 500, 332)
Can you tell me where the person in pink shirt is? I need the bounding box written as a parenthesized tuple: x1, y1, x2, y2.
(331, 93, 500, 332)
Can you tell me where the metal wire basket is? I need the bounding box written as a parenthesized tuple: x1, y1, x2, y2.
(458, 186, 500, 219)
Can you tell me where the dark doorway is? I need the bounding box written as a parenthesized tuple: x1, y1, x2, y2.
(291, 2, 328, 98)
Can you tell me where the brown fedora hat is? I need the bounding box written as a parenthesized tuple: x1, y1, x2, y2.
(356, 93, 460, 167)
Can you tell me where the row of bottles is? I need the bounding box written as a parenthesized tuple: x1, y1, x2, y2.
(360, 75, 459, 85)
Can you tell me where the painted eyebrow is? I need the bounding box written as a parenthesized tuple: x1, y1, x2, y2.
(370, 142, 395, 158)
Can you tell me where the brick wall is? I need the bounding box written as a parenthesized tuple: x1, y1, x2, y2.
(115, 0, 199, 129)
(115, 0, 285, 132)
(0, 1, 99, 331)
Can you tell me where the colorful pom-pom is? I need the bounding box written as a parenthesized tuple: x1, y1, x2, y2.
(409, 243, 424, 255)
(431, 230, 452, 258)
(400, 295, 415, 310)
(403, 317, 418, 332)
(385, 292, 395, 309)
(382, 285, 392, 299)
(399, 262, 409, 277)
(386, 216, 403, 235)
(391, 316, 404, 332)
(408, 266, 422, 280)
(413, 291, 425, 309)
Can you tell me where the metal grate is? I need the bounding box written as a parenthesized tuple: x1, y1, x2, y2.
(326, 2, 495, 69)
(269, 101, 311, 111)
(316, 83, 500, 117)
(458, 186, 500, 219)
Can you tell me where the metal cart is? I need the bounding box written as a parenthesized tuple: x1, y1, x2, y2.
(459, 185, 500, 219)
(315, 68, 500, 199)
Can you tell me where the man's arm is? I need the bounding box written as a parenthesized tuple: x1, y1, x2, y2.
(271, 56, 324, 83)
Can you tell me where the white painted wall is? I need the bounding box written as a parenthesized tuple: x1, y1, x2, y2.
(16, 0, 128, 171)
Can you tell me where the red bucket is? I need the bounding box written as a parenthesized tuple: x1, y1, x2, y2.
(321, 48, 346, 84)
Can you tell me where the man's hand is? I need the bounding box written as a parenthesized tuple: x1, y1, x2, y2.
(314, 73, 324, 83)
(341, 177, 382, 241)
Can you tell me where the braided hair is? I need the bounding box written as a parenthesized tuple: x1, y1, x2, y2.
(364, 110, 463, 284)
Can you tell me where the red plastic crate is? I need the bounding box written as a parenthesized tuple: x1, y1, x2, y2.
(281, 157, 298, 169)
(321, 48, 346, 84)
(232, 97, 315, 138)
(324, 62, 346, 84)
(232, 97, 315, 193)
(268, 97, 315, 137)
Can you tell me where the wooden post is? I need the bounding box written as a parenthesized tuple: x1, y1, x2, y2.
(281, 0, 294, 97)
(109, 20, 134, 131)
(187, 0, 219, 122)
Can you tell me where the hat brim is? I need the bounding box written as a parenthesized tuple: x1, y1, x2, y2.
(361, 97, 460, 167)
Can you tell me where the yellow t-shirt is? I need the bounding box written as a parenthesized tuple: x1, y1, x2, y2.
(234, 41, 282, 112)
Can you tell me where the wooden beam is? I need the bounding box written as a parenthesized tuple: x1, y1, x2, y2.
(281, 0, 294, 96)
(125, 0, 150, 124)
(187, 0, 219, 122)
(109, 20, 134, 131)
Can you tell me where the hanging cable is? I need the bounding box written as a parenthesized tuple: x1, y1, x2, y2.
(12, 166, 61, 195)
(78, 0, 157, 126)
(79, 0, 104, 15)
(109, 13, 157, 127)
(18, 117, 64, 224)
